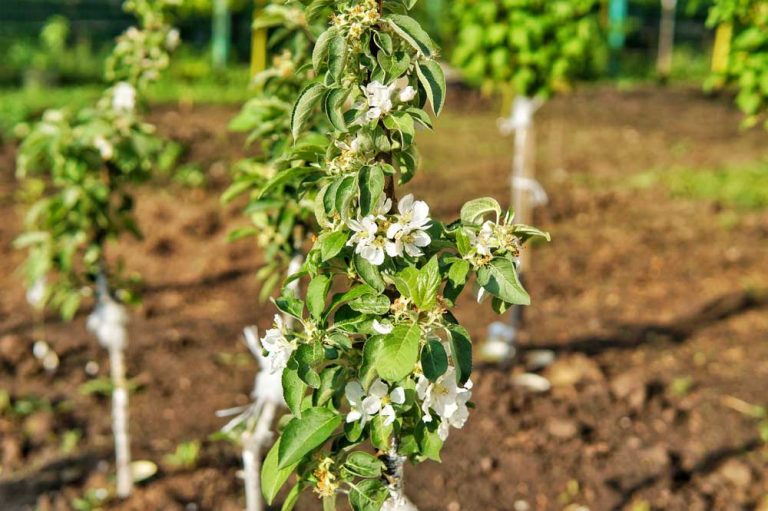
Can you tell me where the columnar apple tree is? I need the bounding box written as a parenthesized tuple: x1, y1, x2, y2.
(221, 4, 328, 510)
(253, 1, 548, 509)
(706, 0, 768, 129)
(226, 0, 327, 300)
(14, 0, 179, 498)
(449, 0, 595, 361)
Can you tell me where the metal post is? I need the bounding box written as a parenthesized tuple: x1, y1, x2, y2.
(212, 0, 231, 69)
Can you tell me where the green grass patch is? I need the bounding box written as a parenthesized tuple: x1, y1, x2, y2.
(663, 163, 768, 210)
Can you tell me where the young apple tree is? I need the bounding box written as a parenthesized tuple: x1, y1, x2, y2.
(220, 4, 331, 509)
(706, 0, 768, 129)
(450, 0, 599, 361)
(14, 0, 180, 498)
(246, 1, 548, 510)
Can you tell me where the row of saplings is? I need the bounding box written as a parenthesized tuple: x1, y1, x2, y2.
(14, 0, 765, 510)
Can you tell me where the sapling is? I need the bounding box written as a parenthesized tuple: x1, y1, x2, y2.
(222, 4, 330, 508)
(243, 1, 548, 510)
(451, 0, 601, 362)
(14, 0, 180, 498)
(706, 0, 768, 130)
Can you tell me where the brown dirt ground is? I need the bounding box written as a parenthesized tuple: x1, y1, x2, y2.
(1, 85, 767, 511)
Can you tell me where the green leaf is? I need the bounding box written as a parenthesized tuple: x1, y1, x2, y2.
(447, 324, 472, 386)
(413, 256, 441, 310)
(258, 166, 319, 199)
(369, 414, 394, 451)
(319, 230, 348, 262)
(307, 275, 332, 320)
(375, 323, 421, 382)
(383, 111, 415, 146)
(344, 452, 384, 478)
(416, 423, 443, 462)
(281, 482, 303, 511)
(358, 165, 385, 216)
(278, 407, 341, 468)
(385, 14, 435, 57)
(460, 197, 501, 226)
(476, 258, 530, 306)
(448, 259, 470, 287)
(275, 294, 304, 320)
(349, 294, 391, 315)
(324, 88, 348, 132)
(353, 254, 386, 293)
(313, 27, 338, 72)
(360, 335, 385, 389)
(421, 339, 448, 381)
(295, 343, 324, 389)
(416, 60, 446, 116)
(348, 479, 389, 511)
(327, 33, 347, 82)
(262, 437, 300, 504)
(314, 366, 345, 407)
(282, 363, 307, 417)
(291, 82, 326, 141)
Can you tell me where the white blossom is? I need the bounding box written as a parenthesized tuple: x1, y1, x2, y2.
(363, 81, 396, 121)
(26, 277, 46, 309)
(94, 135, 114, 160)
(416, 367, 472, 440)
(398, 85, 416, 103)
(347, 215, 386, 265)
(112, 82, 136, 112)
(372, 319, 394, 335)
(165, 28, 180, 51)
(259, 315, 296, 374)
(385, 194, 432, 258)
(467, 221, 497, 257)
(244, 326, 285, 405)
(345, 379, 405, 426)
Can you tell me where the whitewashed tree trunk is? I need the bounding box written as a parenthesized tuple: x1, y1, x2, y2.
(382, 440, 418, 511)
(109, 344, 133, 498)
(242, 401, 277, 511)
(87, 273, 133, 498)
(482, 97, 544, 363)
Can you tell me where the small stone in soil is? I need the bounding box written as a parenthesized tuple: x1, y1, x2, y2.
(546, 418, 579, 440)
(544, 354, 604, 388)
(718, 459, 752, 489)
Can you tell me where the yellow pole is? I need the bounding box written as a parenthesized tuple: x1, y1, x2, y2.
(250, 0, 267, 83)
(711, 23, 732, 74)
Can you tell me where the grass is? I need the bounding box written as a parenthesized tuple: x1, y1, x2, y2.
(664, 164, 768, 210)
(631, 162, 768, 211)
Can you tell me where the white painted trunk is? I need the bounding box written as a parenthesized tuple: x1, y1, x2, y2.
(88, 275, 133, 498)
(109, 344, 133, 498)
(382, 440, 418, 510)
(242, 401, 276, 511)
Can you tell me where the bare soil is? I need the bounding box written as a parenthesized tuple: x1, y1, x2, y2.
(1, 85, 767, 511)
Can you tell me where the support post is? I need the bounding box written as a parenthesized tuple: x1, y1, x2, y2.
(607, 0, 628, 75)
(250, 0, 267, 82)
(711, 23, 733, 75)
(657, 0, 678, 80)
(212, 0, 231, 69)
